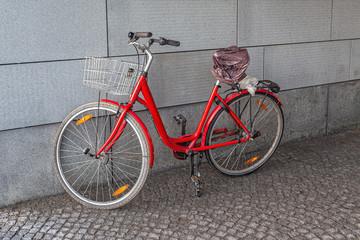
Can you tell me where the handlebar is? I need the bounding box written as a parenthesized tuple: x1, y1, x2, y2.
(127, 32, 180, 73)
(128, 31, 180, 47)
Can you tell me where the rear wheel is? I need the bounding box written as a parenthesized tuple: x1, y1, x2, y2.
(205, 92, 284, 176)
(54, 102, 150, 209)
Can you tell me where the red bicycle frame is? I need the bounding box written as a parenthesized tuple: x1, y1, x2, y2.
(95, 43, 282, 167)
(96, 73, 251, 157)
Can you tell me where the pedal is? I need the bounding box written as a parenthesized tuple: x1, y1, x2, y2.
(174, 114, 187, 135)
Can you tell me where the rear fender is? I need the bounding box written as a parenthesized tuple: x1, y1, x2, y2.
(101, 99, 155, 168)
(201, 90, 282, 147)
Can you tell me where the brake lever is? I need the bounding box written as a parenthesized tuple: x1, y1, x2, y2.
(128, 41, 146, 52)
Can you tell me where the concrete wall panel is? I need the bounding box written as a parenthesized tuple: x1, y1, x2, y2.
(0, 61, 100, 131)
(264, 41, 350, 90)
(328, 80, 360, 134)
(332, 0, 360, 40)
(107, 0, 237, 56)
(278, 86, 328, 143)
(350, 40, 360, 80)
(238, 0, 331, 46)
(0, 0, 107, 64)
(0, 124, 63, 207)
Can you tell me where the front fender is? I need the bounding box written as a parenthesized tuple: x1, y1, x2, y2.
(101, 99, 155, 168)
(201, 90, 282, 147)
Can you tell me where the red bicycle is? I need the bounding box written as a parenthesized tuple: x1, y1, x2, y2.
(54, 32, 284, 209)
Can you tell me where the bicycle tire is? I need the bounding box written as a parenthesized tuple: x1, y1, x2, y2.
(54, 102, 150, 209)
(205, 91, 284, 176)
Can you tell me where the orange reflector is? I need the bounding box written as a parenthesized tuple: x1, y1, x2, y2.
(245, 156, 260, 165)
(257, 101, 267, 111)
(76, 114, 93, 125)
(112, 184, 129, 196)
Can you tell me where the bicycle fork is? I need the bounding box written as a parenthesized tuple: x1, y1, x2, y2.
(96, 103, 132, 157)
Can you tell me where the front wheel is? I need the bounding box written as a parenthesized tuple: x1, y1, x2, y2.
(205, 92, 284, 176)
(54, 102, 150, 209)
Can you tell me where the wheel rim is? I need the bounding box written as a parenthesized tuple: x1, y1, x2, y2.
(207, 93, 283, 175)
(55, 105, 149, 207)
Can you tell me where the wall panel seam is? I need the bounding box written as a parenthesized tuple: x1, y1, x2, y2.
(106, 0, 110, 57)
(1, 39, 360, 67)
(325, 84, 330, 135)
(236, 0, 239, 45)
(330, 0, 334, 40)
(349, 40, 352, 80)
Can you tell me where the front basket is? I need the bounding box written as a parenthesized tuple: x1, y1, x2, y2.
(83, 57, 143, 95)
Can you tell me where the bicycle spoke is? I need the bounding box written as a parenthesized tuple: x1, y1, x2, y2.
(97, 113, 111, 149)
(80, 161, 100, 196)
(112, 162, 138, 184)
(220, 145, 238, 169)
(60, 149, 83, 153)
(61, 159, 93, 167)
(213, 145, 238, 160)
(70, 122, 94, 149)
(231, 141, 248, 170)
(65, 127, 94, 148)
(108, 157, 143, 164)
(60, 141, 83, 152)
(111, 160, 142, 171)
(111, 133, 139, 153)
(78, 113, 94, 148)
(71, 160, 97, 186)
(62, 135, 84, 151)
(109, 152, 143, 155)
(60, 153, 87, 159)
(112, 144, 142, 155)
(253, 106, 276, 131)
(64, 160, 94, 175)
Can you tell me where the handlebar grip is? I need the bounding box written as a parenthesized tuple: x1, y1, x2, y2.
(165, 39, 180, 47)
(159, 38, 180, 47)
(128, 32, 153, 39)
(135, 32, 153, 38)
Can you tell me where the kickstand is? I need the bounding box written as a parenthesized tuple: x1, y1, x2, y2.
(190, 151, 203, 197)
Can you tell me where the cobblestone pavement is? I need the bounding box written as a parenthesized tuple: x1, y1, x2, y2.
(1, 129, 360, 240)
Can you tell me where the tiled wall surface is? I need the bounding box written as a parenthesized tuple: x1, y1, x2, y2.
(0, 0, 359, 206)
(1, 0, 359, 131)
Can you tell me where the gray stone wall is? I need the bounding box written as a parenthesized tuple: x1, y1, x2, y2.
(0, 0, 359, 207)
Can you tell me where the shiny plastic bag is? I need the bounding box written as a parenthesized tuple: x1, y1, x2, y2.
(211, 46, 250, 85)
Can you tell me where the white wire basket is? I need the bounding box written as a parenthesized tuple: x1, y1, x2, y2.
(83, 57, 143, 95)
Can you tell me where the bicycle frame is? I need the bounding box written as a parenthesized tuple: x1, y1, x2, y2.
(95, 44, 282, 166)
(96, 74, 251, 156)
